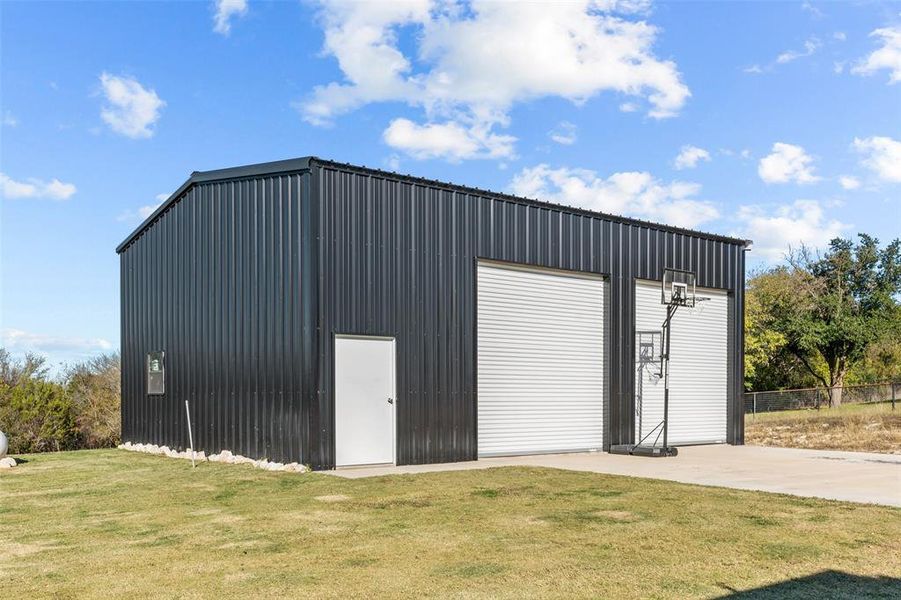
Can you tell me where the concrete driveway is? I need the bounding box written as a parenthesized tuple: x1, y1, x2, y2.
(329, 445, 901, 507)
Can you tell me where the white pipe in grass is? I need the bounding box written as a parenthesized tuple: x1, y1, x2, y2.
(184, 400, 196, 469)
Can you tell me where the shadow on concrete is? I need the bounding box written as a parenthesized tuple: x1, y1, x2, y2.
(716, 570, 901, 599)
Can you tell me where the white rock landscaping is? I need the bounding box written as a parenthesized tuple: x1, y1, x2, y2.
(118, 441, 308, 473)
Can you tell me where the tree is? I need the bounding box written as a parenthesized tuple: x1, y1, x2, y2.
(0, 377, 77, 453)
(0, 348, 49, 386)
(769, 235, 901, 406)
(66, 353, 121, 448)
(0, 350, 123, 454)
(744, 267, 822, 391)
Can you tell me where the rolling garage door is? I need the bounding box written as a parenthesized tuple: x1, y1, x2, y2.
(634, 280, 728, 445)
(477, 262, 606, 457)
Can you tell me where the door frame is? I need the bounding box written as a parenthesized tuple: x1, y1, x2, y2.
(333, 334, 397, 467)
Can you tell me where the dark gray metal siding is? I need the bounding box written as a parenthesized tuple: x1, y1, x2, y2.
(119, 157, 746, 470)
(120, 171, 315, 463)
(310, 162, 746, 468)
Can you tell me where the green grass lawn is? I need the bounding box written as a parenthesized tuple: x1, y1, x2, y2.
(1, 450, 899, 599)
(746, 401, 901, 454)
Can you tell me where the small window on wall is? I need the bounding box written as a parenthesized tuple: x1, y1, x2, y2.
(147, 351, 165, 395)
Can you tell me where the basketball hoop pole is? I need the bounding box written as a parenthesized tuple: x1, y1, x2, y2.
(611, 272, 690, 458)
(661, 302, 678, 453)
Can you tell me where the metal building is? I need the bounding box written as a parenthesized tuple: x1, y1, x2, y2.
(118, 157, 749, 470)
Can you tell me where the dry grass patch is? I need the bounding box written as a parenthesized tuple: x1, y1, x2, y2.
(0, 449, 899, 599)
(746, 402, 901, 453)
(314, 494, 350, 503)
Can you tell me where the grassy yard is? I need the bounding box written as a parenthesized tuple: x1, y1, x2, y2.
(1, 450, 900, 599)
(746, 401, 901, 454)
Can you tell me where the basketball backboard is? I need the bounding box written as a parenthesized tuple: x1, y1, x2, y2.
(661, 268, 697, 307)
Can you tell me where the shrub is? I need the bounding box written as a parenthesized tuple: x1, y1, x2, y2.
(0, 349, 122, 454)
(0, 377, 78, 453)
(66, 354, 121, 448)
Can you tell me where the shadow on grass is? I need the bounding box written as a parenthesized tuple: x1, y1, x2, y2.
(717, 570, 901, 599)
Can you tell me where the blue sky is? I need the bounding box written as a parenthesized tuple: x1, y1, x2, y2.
(1, 0, 900, 370)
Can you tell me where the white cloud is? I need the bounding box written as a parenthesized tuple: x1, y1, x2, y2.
(737, 200, 849, 261)
(2, 329, 113, 355)
(549, 121, 577, 145)
(833, 31, 847, 42)
(509, 164, 719, 229)
(838, 175, 860, 190)
(117, 195, 167, 222)
(776, 37, 821, 64)
(382, 118, 516, 161)
(801, 1, 823, 18)
(852, 26, 901, 83)
(673, 145, 711, 170)
(758, 142, 820, 184)
(213, 0, 248, 35)
(853, 135, 901, 182)
(0, 173, 76, 200)
(300, 1, 690, 160)
(2, 111, 17, 127)
(746, 37, 821, 75)
(619, 102, 639, 112)
(99, 73, 165, 139)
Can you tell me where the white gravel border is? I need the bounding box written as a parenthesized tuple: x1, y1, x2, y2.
(118, 441, 308, 473)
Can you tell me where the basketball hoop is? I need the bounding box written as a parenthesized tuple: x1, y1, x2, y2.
(661, 268, 697, 307)
(613, 268, 706, 458)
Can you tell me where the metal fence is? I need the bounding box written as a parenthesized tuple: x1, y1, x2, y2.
(744, 381, 899, 415)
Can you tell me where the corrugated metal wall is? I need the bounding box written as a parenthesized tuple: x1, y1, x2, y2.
(120, 171, 315, 464)
(312, 161, 746, 468)
(120, 158, 746, 470)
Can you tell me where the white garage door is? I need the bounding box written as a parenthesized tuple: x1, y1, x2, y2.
(634, 280, 728, 445)
(477, 262, 606, 457)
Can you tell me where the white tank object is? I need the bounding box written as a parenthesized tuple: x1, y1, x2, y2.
(0, 430, 8, 458)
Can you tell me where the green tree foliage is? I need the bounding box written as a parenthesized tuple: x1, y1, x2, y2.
(66, 353, 121, 449)
(0, 350, 77, 453)
(0, 349, 121, 454)
(746, 235, 901, 403)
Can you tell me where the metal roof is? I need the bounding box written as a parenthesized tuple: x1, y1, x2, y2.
(116, 156, 751, 254)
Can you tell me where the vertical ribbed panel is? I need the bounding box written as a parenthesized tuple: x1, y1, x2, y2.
(119, 158, 746, 470)
(120, 172, 313, 464)
(312, 162, 747, 468)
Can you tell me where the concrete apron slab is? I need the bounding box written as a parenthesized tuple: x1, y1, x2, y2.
(327, 445, 901, 508)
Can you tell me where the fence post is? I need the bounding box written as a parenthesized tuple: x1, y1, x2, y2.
(893, 382, 896, 412)
(752, 392, 757, 418)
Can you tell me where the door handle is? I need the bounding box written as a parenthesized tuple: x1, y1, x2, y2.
(387, 397, 394, 404)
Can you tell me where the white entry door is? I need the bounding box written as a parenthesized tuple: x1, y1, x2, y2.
(335, 336, 396, 466)
(477, 261, 606, 457)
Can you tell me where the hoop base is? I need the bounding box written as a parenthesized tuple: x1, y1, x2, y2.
(609, 444, 678, 458)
